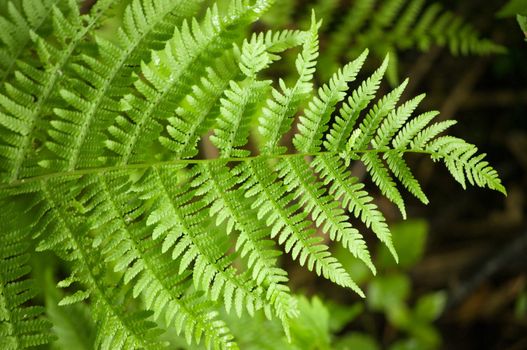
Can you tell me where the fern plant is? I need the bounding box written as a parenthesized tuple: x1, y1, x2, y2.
(0, 0, 505, 349)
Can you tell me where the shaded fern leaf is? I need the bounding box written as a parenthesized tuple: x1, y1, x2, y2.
(0, 0, 60, 84)
(81, 173, 237, 349)
(44, 0, 204, 171)
(10, 179, 165, 350)
(110, 0, 270, 164)
(0, 0, 115, 182)
(311, 0, 505, 83)
(0, 219, 55, 349)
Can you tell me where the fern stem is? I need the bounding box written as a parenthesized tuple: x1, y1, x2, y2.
(0, 149, 439, 190)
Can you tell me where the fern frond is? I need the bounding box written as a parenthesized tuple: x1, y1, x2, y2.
(159, 51, 241, 160)
(43, 0, 205, 171)
(349, 78, 410, 218)
(259, 13, 319, 155)
(0, 4, 506, 349)
(210, 38, 272, 158)
(0, 0, 114, 182)
(194, 162, 297, 328)
(316, 0, 504, 83)
(107, 0, 270, 165)
(354, 78, 409, 150)
(237, 159, 364, 296)
(320, 0, 375, 75)
(80, 173, 237, 349)
(135, 165, 270, 319)
(276, 156, 375, 274)
(0, 225, 54, 349)
(391, 111, 440, 149)
(312, 154, 398, 262)
(0, 0, 59, 83)
(384, 151, 428, 204)
(15, 179, 164, 350)
(294, 49, 368, 153)
(361, 152, 406, 218)
(426, 136, 506, 194)
(324, 55, 388, 152)
(162, 28, 306, 160)
(372, 94, 426, 149)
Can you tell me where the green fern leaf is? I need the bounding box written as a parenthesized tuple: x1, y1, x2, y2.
(259, 13, 319, 155)
(294, 49, 368, 153)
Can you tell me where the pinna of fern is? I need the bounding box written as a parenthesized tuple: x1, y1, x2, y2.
(0, 0, 506, 349)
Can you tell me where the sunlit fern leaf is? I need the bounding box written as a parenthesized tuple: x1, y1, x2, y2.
(259, 12, 320, 155)
(193, 161, 297, 330)
(0, 221, 55, 349)
(372, 94, 426, 150)
(391, 110, 441, 149)
(235, 158, 364, 297)
(294, 49, 368, 153)
(275, 156, 375, 274)
(352, 79, 410, 218)
(426, 136, 506, 194)
(384, 151, 428, 204)
(312, 153, 398, 262)
(324, 55, 389, 153)
(133, 165, 270, 320)
(361, 152, 406, 218)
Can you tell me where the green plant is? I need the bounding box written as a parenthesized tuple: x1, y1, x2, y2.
(0, 0, 505, 349)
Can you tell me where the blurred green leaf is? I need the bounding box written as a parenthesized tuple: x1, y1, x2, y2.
(377, 220, 428, 270)
(368, 274, 410, 311)
(289, 296, 332, 350)
(387, 302, 412, 328)
(499, 0, 527, 17)
(43, 268, 95, 350)
(335, 333, 380, 350)
(414, 292, 446, 322)
(389, 338, 422, 350)
(515, 290, 527, 319)
(408, 324, 441, 349)
(334, 244, 374, 285)
(327, 302, 364, 333)
(518, 15, 527, 40)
